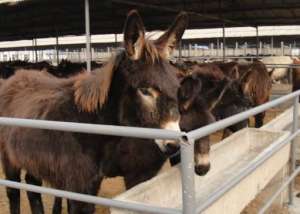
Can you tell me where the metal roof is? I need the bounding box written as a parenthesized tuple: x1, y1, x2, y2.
(0, 0, 300, 41)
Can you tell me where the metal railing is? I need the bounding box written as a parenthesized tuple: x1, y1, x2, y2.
(0, 91, 299, 214)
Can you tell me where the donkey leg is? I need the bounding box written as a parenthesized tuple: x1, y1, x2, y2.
(52, 197, 62, 214)
(67, 176, 103, 214)
(24, 173, 44, 214)
(2, 156, 21, 214)
(255, 112, 265, 128)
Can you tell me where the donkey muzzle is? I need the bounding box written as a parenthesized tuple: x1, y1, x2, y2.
(155, 119, 181, 154)
(195, 154, 211, 176)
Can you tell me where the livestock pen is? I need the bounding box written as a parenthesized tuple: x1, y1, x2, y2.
(1, 1, 300, 213)
(0, 78, 297, 214)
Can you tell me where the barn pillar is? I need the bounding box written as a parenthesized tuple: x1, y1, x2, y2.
(222, 23, 226, 61)
(256, 26, 259, 58)
(178, 41, 182, 61)
(85, 0, 91, 72)
(271, 36, 274, 55)
(55, 34, 59, 65)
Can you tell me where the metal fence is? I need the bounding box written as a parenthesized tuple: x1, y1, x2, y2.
(0, 90, 298, 214)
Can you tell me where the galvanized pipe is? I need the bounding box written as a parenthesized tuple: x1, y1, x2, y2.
(0, 179, 180, 214)
(55, 34, 59, 65)
(289, 96, 299, 205)
(178, 41, 182, 60)
(259, 166, 300, 214)
(222, 24, 225, 62)
(180, 138, 196, 214)
(197, 129, 300, 213)
(188, 90, 300, 140)
(256, 26, 259, 58)
(85, 0, 92, 72)
(0, 117, 183, 140)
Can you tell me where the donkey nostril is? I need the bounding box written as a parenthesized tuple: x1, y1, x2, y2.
(195, 164, 210, 176)
(165, 143, 180, 155)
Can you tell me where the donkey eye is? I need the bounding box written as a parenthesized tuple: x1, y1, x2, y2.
(139, 88, 152, 96)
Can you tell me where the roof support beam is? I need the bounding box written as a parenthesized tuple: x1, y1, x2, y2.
(111, 0, 255, 28)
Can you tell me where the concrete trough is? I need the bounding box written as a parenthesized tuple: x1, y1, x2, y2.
(110, 128, 289, 214)
(261, 106, 300, 160)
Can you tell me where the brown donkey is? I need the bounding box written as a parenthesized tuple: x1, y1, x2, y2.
(238, 61, 272, 127)
(0, 10, 188, 214)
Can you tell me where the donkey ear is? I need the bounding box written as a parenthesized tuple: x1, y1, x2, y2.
(155, 12, 188, 59)
(123, 10, 145, 60)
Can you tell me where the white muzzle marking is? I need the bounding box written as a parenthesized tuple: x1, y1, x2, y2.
(155, 120, 181, 152)
(195, 154, 210, 166)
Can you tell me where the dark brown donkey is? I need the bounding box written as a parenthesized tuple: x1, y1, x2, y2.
(216, 61, 271, 128)
(172, 72, 251, 171)
(0, 10, 188, 214)
(237, 61, 272, 127)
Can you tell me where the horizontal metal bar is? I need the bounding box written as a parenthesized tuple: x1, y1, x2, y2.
(258, 166, 300, 214)
(265, 66, 300, 68)
(265, 64, 300, 68)
(0, 117, 183, 140)
(196, 129, 300, 213)
(187, 90, 300, 140)
(0, 179, 181, 214)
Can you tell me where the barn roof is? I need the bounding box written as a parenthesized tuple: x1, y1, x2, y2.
(0, 0, 300, 41)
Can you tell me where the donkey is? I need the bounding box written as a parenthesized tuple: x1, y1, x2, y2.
(237, 61, 272, 127)
(174, 61, 251, 138)
(216, 61, 271, 128)
(0, 10, 188, 214)
(176, 72, 251, 161)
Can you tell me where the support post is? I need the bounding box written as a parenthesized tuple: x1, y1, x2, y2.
(235, 41, 238, 56)
(180, 137, 196, 214)
(222, 24, 226, 61)
(85, 0, 91, 72)
(55, 34, 59, 66)
(115, 34, 118, 48)
(178, 41, 182, 61)
(256, 26, 259, 58)
(271, 36, 274, 55)
(281, 41, 284, 56)
(289, 96, 299, 205)
(217, 38, 220, 57)
(34, 38, 38, 62)
(259, 41, 262, 55)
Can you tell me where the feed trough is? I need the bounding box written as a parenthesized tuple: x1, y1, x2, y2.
(111, 128, 289, 214)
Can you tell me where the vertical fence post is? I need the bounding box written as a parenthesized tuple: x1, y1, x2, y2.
(217, 38, 220, 57)
(180, 137, 196, 214)
(178, 41, 182, 61)
(256, 26, 259, 58)
(289, 96, 299, 205)
(55, 34, 59, 65)
(271, 36, 274, 55)
(222, 23, 226, 62)
(85, 0, 91, 72)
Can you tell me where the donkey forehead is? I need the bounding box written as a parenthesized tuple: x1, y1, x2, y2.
(125, 60, 180, 99)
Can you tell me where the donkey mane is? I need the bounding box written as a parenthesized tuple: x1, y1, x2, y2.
(74, 36, 171, 113)
(73, 52, 124, 112)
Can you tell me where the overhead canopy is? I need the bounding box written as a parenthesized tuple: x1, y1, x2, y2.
(0, 0, 300, 41)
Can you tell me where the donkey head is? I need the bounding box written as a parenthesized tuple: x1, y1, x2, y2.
(116, 11, 188, 154)
(178, 74, 215, 175)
